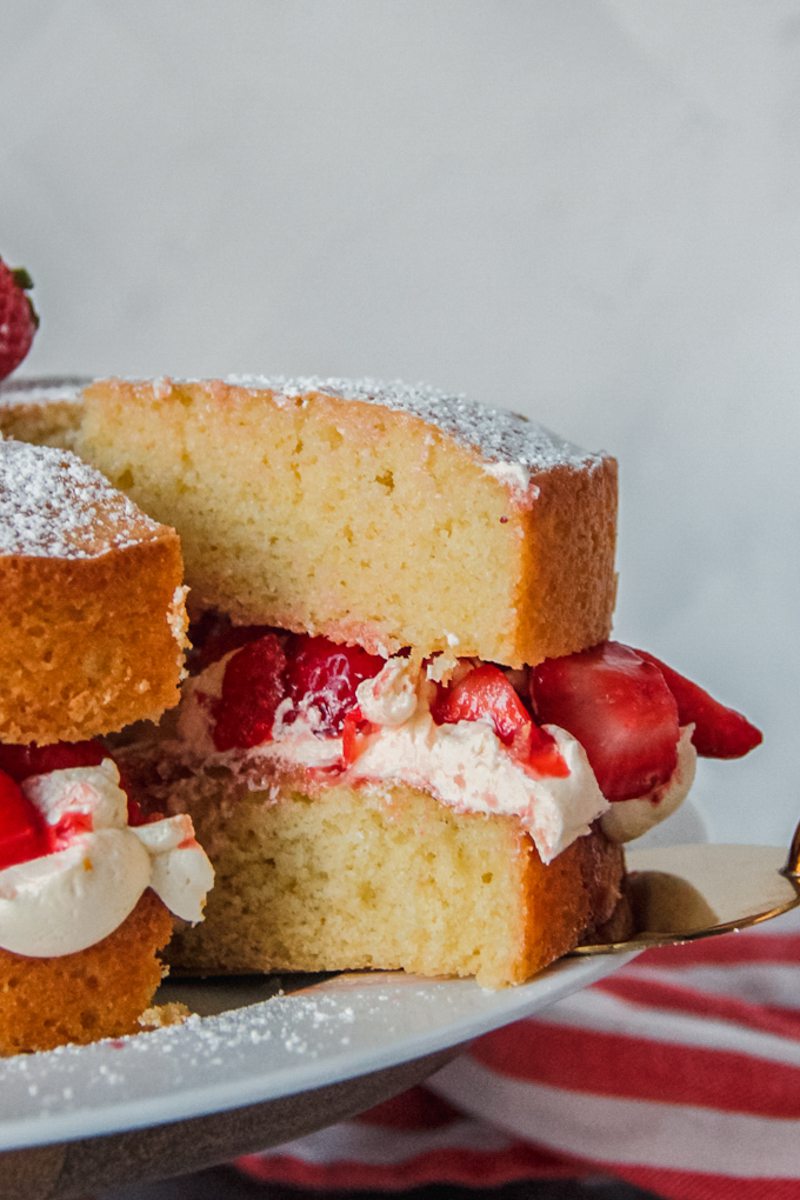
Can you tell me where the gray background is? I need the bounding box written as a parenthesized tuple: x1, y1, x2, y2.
(3, 0, 796, 846)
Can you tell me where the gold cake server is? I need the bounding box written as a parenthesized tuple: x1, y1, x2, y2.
(575, 819, 800, 954)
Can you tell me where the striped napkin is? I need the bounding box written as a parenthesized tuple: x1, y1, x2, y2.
(236, 910, 800, 1199)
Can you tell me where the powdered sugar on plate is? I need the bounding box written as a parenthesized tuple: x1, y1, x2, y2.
(0, 438, 162, 559)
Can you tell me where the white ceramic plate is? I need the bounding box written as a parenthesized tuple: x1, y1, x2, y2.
(0, 952, 637, 1154)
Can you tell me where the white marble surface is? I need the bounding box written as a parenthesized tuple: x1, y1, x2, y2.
(1, 0, 797, 846)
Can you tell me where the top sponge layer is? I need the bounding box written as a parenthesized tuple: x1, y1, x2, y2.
(77, 377, 618, 667)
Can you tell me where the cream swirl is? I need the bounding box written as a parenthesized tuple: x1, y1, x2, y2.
(0, 759, 214, 957)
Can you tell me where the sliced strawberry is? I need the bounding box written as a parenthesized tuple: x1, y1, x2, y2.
(0, 769, 48, 869)
(188, 611, 275, 673)
(341, 707, 377, 765)
(432, 664, 531, 749)
(431, 663, 568, 776)
(211, 632, 288, 751)
(635, 649, 762, 759)
(285, 635, 385, 736)
(530, 641, 680, 802)
(527, 729, 571, 779)
(0, 739, 106, 783)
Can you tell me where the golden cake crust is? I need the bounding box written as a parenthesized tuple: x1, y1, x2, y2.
(514, 458, 618, 667)
(510, 811, 626, 982)
(0, 890, 173, 1056)
(78, 378, 617, 667)
(0, 439, 187, 744)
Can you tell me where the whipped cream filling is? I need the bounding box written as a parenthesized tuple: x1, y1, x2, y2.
(0, 759, 214, 958)
(600, 725, 697, 844)
(176, 652, 697, 865)
(350, 658, 607, 861)
(354, 709, 606, 863)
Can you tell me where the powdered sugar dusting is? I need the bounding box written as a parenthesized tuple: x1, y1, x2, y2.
(0, 439, 163, 559)
(224, 376, 605, 496)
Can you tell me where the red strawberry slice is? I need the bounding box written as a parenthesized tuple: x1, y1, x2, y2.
(635, 649, 762, 758)
(527, 731, 571, 779)
(188, 611, 275, 673)
(0, 739, 106, 782)
(285, 635, 385, 736)
(431, 663, 568, 776)
(432, 663, 532, 750)
(341, 707, 377, 765)
(0, 769, 48, 869)
(211, 633, 288, 751)
(0, 261, 39, 380)
(530, 641, 680, 801)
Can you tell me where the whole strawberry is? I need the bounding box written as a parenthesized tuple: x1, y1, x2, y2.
(0, 259, 39, 380)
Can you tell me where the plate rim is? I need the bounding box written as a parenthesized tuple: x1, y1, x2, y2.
(0, 951, 636, 1152)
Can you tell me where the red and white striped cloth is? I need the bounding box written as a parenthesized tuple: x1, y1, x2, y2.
(237, 910, 800, 1200)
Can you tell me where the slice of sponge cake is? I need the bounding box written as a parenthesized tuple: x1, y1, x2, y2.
(0, 436, 187, 745)
(84, 377, 627, 987)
